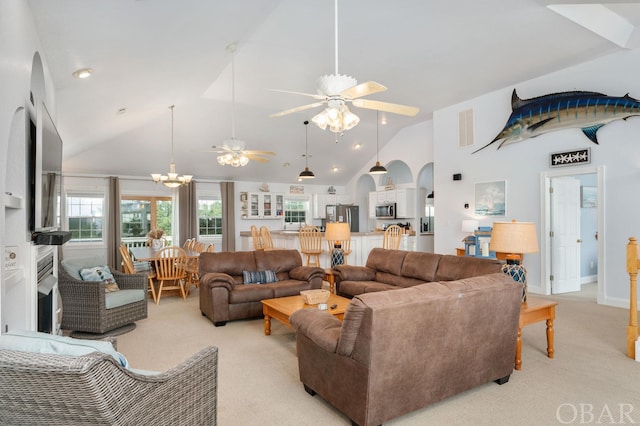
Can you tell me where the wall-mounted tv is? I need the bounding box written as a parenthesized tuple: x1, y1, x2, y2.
(28, 100, 63, 235)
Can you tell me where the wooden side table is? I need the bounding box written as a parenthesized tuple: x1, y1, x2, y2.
(324, 268, 336, 294)
(516, 297, 558, 370)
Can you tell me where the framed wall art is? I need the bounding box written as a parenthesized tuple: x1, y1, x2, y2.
(474, 180, 506, 216)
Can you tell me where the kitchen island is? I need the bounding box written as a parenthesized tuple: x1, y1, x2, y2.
(239, 229, 417, 267)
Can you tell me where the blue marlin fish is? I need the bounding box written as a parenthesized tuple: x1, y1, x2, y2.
(473, 89, 640, 153)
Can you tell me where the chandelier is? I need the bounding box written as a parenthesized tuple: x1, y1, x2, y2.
(151, 105, 193, 188)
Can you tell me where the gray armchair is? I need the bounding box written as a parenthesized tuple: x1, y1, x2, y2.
(58, 262, 148, 334)
(0, 345, 218, 425)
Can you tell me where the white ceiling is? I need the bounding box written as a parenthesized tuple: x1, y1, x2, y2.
(26, 0, 640, 185)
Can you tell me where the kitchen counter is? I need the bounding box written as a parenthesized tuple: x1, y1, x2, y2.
(239, 229, 417, 266)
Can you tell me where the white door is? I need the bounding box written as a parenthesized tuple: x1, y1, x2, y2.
(551, 177, 581, 293)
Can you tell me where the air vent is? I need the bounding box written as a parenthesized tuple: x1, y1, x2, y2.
(458, 108, 475, 148)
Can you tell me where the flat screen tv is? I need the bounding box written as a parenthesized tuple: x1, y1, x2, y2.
(28, 101, 63, 234)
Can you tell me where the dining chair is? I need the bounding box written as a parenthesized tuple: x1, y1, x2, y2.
(383, 225, 403, 250)
(260, 226, 275, 250)
(183, 238, 194, 251)
(299, 226, 323, 267)
(184, 241, 206, 296)
(251, 225, 264, 250)
(205, 243, 215, 252)
(153, 246, 188, 304)
(120, 243, 157, 303)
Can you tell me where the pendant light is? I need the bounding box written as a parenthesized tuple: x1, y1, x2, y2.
(151, 105, 193, 187)
(298, 120, 315, 179)
(369, 110, 387, 175)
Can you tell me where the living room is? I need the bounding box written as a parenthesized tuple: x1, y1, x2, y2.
(3, 1, 640, 424)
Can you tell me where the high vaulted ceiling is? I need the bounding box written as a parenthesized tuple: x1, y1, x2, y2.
(27, 0, 640, 185)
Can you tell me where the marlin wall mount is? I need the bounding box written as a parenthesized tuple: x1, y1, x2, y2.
(473, 89, 640, 153)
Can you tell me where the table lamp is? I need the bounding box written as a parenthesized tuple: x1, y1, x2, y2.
(325, 222, 351, 268)
(490, 220, 539, 302)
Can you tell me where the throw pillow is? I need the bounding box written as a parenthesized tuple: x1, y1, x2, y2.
(80, 265, 120, 293)
(242, 270, 278, 284)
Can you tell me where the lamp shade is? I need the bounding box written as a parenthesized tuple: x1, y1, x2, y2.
(461, 219, 479, 233)
(324, 222, 351, 241)
(490, 220, 539, 254)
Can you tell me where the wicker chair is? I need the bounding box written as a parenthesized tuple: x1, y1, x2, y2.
(58, 265, 148, 335)
(0, 345, 218, 425)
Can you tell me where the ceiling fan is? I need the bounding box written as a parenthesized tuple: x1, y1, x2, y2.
(269, 0, 419, 133)
(212, 43, 276, 167)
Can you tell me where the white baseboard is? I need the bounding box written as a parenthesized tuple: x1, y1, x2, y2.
(581, 275, 597, 285)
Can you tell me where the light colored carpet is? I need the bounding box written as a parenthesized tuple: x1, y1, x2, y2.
(116, 286, 640, 425)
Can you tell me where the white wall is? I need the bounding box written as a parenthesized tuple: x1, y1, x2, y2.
(433, 49, 640, 307)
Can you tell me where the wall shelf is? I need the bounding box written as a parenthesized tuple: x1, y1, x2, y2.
(4, 193, 23, 209)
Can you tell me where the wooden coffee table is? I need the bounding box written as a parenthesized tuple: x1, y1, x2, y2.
(261, 293, 351, 335)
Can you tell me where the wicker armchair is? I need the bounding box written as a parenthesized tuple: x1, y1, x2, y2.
(0, 346, 218, 425)
(57, 265, 148, 334)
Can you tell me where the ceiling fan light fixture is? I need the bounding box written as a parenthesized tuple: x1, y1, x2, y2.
(151, 105, 193, 188)
(312, 104, 359, 133)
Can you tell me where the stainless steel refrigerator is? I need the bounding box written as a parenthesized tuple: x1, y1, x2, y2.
(325, 204, 359, 232)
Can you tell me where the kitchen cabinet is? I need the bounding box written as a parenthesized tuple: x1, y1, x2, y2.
(376, 190, 396, 203)
(313, 193, 352, 219)
(395, 189, 416, 218)
(368, 192, 377, 218)
(240, 192, 284, 219)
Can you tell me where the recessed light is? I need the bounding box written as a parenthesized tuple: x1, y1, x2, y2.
(117, 107, 127, 115)
(72, 68, 93, 79)
(332, 167, 339, 172)
(353, 143, 361, 150)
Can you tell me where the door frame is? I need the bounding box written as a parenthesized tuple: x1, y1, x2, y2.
(540, 165, 605, 304)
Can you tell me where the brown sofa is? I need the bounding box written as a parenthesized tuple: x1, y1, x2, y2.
(335, 248, 504, 297)
(290, 272, 523, 426)
(199, 249, 324, 326)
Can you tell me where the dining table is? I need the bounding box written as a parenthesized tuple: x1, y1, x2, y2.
(129, 246, 200, 262)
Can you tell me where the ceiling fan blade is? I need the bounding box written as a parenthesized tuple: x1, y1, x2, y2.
(340, 81, 387, 99)
(269, 102, 325, 118)
(267, 88, 326, 100)
(245, 154, 270, 163)
(243, 150, 276, 156)
(351, 98, 420, 116)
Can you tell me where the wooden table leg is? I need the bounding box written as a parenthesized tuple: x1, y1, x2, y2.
(546, 318, 555, 358)
(264, 314, 271, 336)
(515, 326, 523, 371)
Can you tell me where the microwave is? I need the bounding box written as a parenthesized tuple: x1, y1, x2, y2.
(375, 203, 396, 219)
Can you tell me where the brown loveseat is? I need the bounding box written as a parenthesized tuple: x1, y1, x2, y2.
(335, 248, 504, 297)
(199, 249, 324, 326)
(290, 272, 523, 426)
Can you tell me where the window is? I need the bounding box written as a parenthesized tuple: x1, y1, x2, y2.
(121, 196, 172, 242)
(284, 198, 308, 224)
(67, 193, 104, 242)
(198, 198, 222, 236)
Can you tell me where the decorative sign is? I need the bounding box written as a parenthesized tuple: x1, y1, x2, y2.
(549, 148, 590, 167)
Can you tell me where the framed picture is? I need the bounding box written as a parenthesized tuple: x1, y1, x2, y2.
(474, 180, 506, 216)
(290, 185, 304, 194)
(581, 186, 597, 208)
